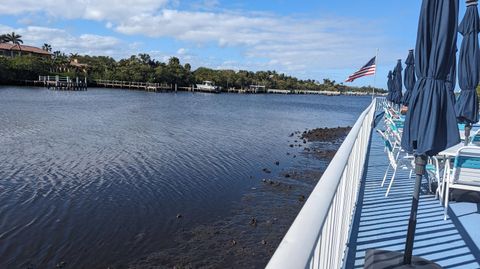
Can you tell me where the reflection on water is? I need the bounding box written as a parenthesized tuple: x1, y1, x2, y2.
(0, 87, 370, 268)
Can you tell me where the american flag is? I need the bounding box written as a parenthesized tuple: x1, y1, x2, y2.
(345, 57, 376, 82)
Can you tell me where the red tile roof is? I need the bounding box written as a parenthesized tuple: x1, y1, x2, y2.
(0, 43, 53, 55)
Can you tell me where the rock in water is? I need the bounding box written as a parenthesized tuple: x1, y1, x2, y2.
(301, 126, 351, 142)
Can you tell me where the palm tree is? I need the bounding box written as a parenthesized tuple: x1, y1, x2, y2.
(0, 34, 7, 43)
(3, 32, 23, 57)
(5, 32, 23, 44)
(42, 43, 52, 52)
(69, 53, 79, 60)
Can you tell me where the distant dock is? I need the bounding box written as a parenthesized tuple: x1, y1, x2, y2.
(95, 79, 178, 92)
(95, 79, 219, 93)
(35, 76, 87, 91)
(30, 78, 380, 96)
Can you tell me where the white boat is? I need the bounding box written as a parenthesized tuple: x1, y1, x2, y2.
(195, 81, 220, 93)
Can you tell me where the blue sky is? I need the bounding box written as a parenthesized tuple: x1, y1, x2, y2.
(0, 0, 469, 89)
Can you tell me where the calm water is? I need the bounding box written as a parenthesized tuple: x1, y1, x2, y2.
(0, 87, 370, 268)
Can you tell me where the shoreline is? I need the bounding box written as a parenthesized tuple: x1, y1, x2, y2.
(1, 84, 386, 97)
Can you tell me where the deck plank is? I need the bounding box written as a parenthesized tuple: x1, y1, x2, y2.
(345, 129, 480, 269)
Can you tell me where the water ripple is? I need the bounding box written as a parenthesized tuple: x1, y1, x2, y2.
(0, 87, 370, 268)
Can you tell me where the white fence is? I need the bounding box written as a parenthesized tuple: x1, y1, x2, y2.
(266, 98, 378, 269)
(38, 75, 87, 83)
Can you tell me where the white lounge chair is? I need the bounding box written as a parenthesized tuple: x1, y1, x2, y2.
(376, 129, 414, 197)
(443, 146, 480, 220)
(468, 129, 480, 146)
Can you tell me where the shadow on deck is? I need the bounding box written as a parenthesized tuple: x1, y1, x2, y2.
(345, 131, 480, 269)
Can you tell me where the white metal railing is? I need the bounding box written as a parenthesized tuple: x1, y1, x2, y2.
(376, 97, 387, 112)
(38, 75, 87, 83)
(266, 98, 378, 269)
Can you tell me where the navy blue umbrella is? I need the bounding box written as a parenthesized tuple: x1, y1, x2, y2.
(446, 54, 457, 104)
(402, 50, 416, 106)
(387, 71, 394, 103)
(400, 0, 460, 266)
(456, 0, 480, 144)
(390, 69, 397, 103)
(402, 2, 460, 156)
(393, 60, 403, 105)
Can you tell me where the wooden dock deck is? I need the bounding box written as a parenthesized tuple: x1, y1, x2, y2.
(37, 76, 87, 91)
(344, 125, 480, 269)
(95, 79, 177, 92)
(95, 79, 230, 94)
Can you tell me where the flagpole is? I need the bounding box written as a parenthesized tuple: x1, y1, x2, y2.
(372, 48, 379, 99)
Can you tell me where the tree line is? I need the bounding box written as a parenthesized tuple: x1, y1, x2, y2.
(0, 34, 385, 93)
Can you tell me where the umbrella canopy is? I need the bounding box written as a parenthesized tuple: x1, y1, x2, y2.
(401, 0, 460, 156)
(387, 71, 394, 102)
(446, 53, 457, 104)
(402, 50, 416, 106)
(392, 60, 404, 104)
(455, 1, 480, 125)
(400, 1, 460, 266)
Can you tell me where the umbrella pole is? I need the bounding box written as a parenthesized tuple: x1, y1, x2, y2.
(403, 155, 427, 265)
(364, 154, 441, 268)
(464, 123, 472, 146)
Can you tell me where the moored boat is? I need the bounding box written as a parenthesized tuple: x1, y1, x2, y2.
(195, 81, 220, 93)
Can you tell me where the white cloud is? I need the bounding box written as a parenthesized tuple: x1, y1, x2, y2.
(0, 0, 170, 22)
(0, 1, 393, 79)
(191, 0, 220, 10)
(115, 9, 387, 71)
(176, 48, 187, 55)
(0, 25, 124, 57)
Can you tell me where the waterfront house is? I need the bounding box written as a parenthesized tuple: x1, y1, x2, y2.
(69, 59, 89, 73)
(0, 43, 52, 58)
(50, 58, 89, 74)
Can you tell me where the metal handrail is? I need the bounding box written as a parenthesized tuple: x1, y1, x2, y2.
(266, 98, 378, 269)
(376, 97, 387, 111)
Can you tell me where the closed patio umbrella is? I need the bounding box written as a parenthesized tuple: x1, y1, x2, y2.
(387, 71, 394, 104)
(390, 68, 397, 104)
(446, 50, 457, 104)
(455, 0, 480, 145)
(393, 60, 403, 105)
(402, 0, 460, 156)
(401, 0, 460, 265)
(366, 0, 460, 267)
(402, 50, 416, 106)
